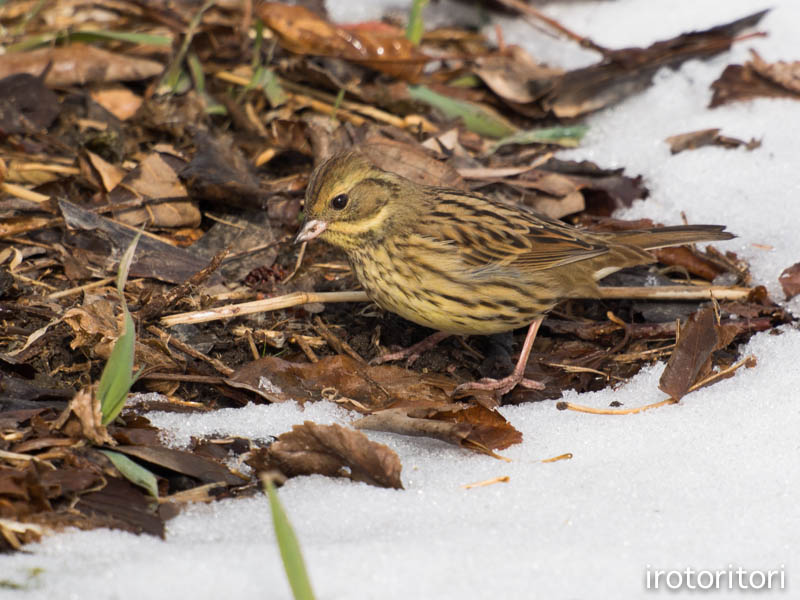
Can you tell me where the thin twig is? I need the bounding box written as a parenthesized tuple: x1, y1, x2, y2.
(161, 290, 369, 326)
(48, 277, 115, 300)
(492, 0, 609, 54)
(147, 325, 234, 376)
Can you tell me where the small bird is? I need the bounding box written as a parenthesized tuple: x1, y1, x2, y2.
(296, 151, 734, 396)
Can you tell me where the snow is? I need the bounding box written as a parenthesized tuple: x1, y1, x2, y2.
(6, 1, 799, 598)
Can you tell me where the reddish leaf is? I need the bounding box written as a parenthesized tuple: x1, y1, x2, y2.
(258, 421, 403, 489)
(258, 4, 428, 81)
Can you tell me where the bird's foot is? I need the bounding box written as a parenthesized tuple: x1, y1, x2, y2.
(453, 373, 544, 397)
(370, 331, 451, 367)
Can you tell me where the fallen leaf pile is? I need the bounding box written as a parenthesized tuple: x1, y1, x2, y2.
(0, 1, 795, 550)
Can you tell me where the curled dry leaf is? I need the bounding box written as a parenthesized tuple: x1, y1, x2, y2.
(665, 128, 761, 154)
(473, 45, 564, 104)
(259, 3, 428, 82)
(257, 421, 403, 489)
(64, 297, 180, 371)
(354, 403, 522, 455)
(710, 50, 800, 108)
(749, 50, 800, 95)
(53, 385, 115, 446)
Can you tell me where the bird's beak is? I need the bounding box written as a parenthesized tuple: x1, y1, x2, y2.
(295, 219, 327, 244)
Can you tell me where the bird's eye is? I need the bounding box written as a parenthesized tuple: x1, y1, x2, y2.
(331, 194, 349, 210)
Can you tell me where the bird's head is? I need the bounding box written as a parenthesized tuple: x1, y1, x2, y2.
(295, 151, 405, 251)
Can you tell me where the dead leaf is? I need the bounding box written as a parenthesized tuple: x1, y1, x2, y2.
(544, 10, 768, 117)
(258, 3, 428, 81)
(665, 128, 761, 154)
(227, 354, 455, 408)
(354, 403, 522, 454)
(359, 137, 468, 190)
(58, 198, 214, 284)
(90, 85, 143, 121)
(86, 150, 127, 192)
(0, 44, 164, 86)
(0, 73, 60, 134)
(74, 477, 165, 537)
(473, 45, 563, 104)
(113, 445, 246, 486)
(108, 152, 199, 228)
(53, 386, 115, 446)
(254, 421, 403, 489)
(652, 246, 725, 281)
(778, 262, 800, 299)
(658, 308, 738, 401)
(710, 50, 800, 107)
(749, 50, 800, 94)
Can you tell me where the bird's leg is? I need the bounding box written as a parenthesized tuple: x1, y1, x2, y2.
(370, 330, 452, 367)
(453, 317, 545, 397)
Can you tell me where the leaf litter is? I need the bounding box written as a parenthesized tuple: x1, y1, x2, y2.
(0, 0, 795, 550)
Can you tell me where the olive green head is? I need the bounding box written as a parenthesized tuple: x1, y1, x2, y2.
(295, 151, 404, 250)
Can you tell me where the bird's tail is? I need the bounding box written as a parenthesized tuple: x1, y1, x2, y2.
(599, 224, 734, 250)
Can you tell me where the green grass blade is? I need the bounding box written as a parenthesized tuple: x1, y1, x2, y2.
(490, 125, 589, 152)
(99, 450, 159, 498)
(407, 84, 517, 138)
(406, 0, 429, 46)
(98, 307, 136, 425)
(264, 479, 315, 600)
(68, 30, 172, 46)
(99, 232, 141, 425)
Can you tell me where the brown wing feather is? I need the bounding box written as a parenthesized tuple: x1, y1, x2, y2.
(417, 189, 609, 272)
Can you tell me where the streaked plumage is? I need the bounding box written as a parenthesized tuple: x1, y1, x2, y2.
(297, 151, 734, 338)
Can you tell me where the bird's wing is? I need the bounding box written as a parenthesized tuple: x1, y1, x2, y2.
(418, 190, 608, 272)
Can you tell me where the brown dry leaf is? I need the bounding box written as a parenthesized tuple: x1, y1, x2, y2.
(543, 10, 768, 118)
(749, 50, 800, 94)
(58, 199, 212, 284)
(710, 50, 800, 107)
(90, 85, 143, 121)
(86, 151, 127, 192)
(658, 307, 738, 401)
(473, 45, 564, 104)
(258, 3, 428, 81)
(108, 152, 199, 228)
(360, 137, 468, 190)
(652, 246, 725, 281)
(258, 421, 403, 489)
(0, 44, 164, 86)
(63, 297, 120, 358)
(227, 354, 456, 408)
(354, 403, 522, 454)
(778, 262, 800, 299)
(53, 386, 115, 446)
(63, 297, 179, 371)
(74, 477, 165, 537)
(665, 128, 761, 154)
(0, 73, 60, 134)
(181, 132, 268, 209)
(113, 445, 247, 486)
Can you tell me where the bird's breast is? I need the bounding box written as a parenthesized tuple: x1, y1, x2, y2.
(345, 236, 554, 335)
